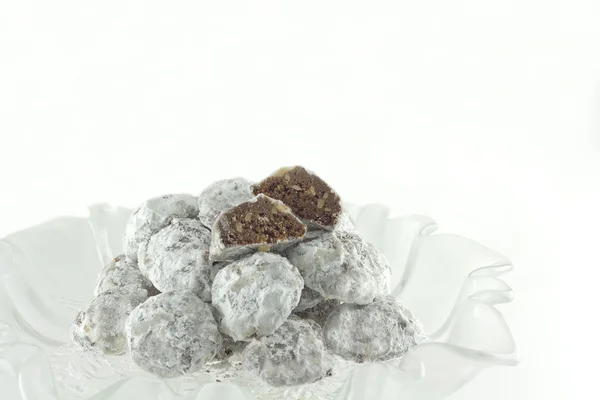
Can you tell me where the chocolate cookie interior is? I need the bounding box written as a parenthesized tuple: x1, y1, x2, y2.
(217, 195, 306, 246)
(253, 166, 342, 228)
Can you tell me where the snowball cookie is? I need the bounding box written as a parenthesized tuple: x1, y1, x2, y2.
(293, 286, 324, 313)
(209, 194, 307, 263)
(286, 231, 391, 305)
(211, 252, 303, 341)
(197, 177, 254, 230)
(93, 254, 158, 297)
(71, 289, 147, 355)
(125, 291, 222, 378)
(253, 166, 342, 230)
(323, 295, 424, 362)
(138, 218, 212, 302)
(243, 317, 331, 386)
(123, 194, 198, 261)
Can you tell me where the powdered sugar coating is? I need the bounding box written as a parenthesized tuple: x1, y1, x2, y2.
(211, 252, 303, 341)
(123, 194, 199, 262)
(93, 254, 158, 297)
(138, 218, 212, 302)
(286, 231, 391, 305)
(293, 286, 324, 313)
(243, 317, 331, 386)
(209, 195, 306, 263)
(197, 177, 254, 229)
(323, 295, 424, 362)
(252, 166, 343, 230)
(334, 208, 358, 234)
(71, 289, 147, 355)
(125, 291, 221, 378)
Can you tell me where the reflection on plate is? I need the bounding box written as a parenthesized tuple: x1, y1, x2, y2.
(0, 203, 518, 400)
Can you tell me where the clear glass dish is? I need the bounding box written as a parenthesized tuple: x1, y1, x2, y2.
(0, 203, 518, 400)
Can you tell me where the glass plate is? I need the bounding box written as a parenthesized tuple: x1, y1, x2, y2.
(0, 203, 518, 400)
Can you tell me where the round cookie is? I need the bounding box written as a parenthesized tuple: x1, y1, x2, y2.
(93, 254, 158, 297)
(71, 289, 147, 355)
(125, 291, 221, 378)
(209, 194, 307, 263)
(252, 166, 343, 230)
(286, 231, 391, 305)
(197, 177, 254, 230)
(123, 194, 198, 262)
(138, 218, 212, 302)
(243, 317, 331, 386)
(323, 295, 424, 362)
(211, 252, 303, 341)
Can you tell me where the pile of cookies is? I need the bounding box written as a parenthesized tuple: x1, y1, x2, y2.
(71, 166, 424, 386)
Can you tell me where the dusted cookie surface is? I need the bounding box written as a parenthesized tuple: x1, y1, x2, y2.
(243, 317, 331, 386)
(211, 252, 303, 341)
(286, 231, 391, 304)
(125, 291, 221, 378)
(138, 218, 212, 302)
(323, 295, 424, 362)
(71, 289, 147, 355)
(197, 177, 254, 229)
(210, 194, 306, 262)
(94, 254, 158, 297)
(335, 208, 359, 234)
(253, 166, 342, 229)
(123, 194, 198, 261)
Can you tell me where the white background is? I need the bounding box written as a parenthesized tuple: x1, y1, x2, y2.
(1, 1, 598, 399)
